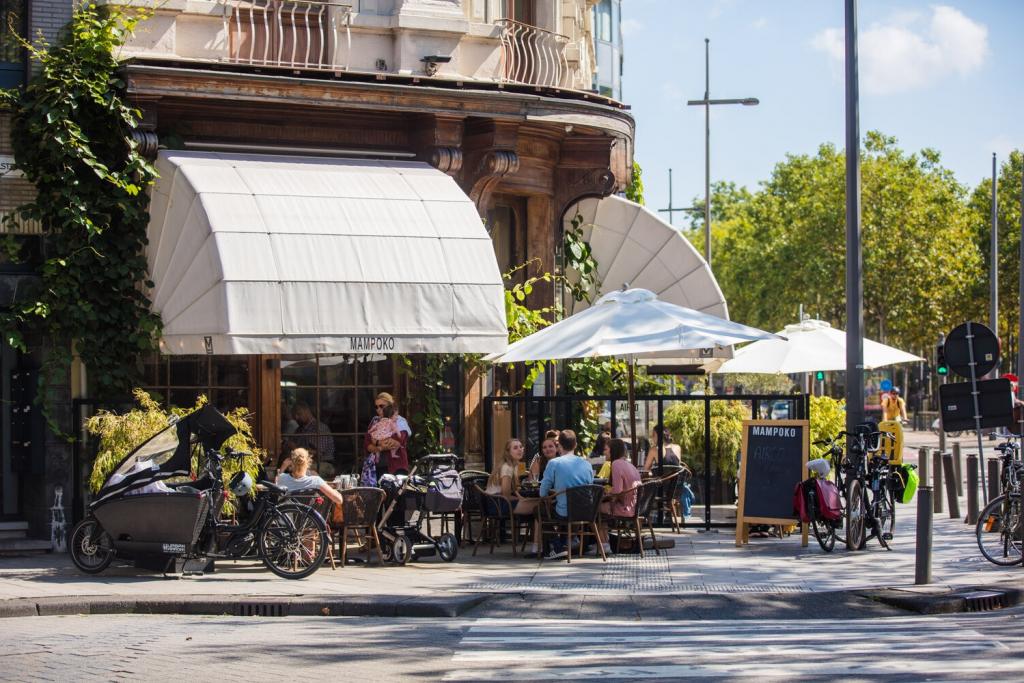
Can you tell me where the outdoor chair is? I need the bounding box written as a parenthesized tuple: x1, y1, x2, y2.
(538, 484, 607, 564)
(459, 471, 489, 543)
(472, 484, 518, 556)
(337, 487, 386, 566)
(664, 467, 693, 533)
(607, 480, 660, 557)
(286, 488, 337, 570)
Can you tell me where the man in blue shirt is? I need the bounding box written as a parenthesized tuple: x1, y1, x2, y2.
(540, 430, 594, 558)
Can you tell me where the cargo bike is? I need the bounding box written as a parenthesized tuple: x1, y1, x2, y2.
(69, 405, 329, 579)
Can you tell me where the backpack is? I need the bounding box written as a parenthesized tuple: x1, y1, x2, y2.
(425, 469, 463, 513)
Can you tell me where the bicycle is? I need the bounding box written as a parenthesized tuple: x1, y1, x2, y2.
(843, 428, 897, 551)
(810, 435, 850, 549)
(976, 439, 1024, 566)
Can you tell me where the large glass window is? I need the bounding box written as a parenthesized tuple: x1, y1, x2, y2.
(594, 0, 612, 42)
(0, 0, 26, 88)
(280, 354, 394, 476)
(140, 354, 250, 417)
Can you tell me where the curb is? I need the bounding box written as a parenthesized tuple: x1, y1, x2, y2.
(0, 594, 489, 620)
(864, 584, 1024, 615)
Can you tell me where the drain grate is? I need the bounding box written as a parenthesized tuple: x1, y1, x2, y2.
(237, 602, 289, 617)
(961, 590, 1008, 612)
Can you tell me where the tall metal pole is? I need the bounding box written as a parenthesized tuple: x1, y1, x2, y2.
(991, 153, 999, 376)
(1019, 159, 1024, 384)
(844, 0, 864, 433)
(704, 38, 712, 264)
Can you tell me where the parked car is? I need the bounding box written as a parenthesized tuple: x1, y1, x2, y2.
(770, 401, 791, 420)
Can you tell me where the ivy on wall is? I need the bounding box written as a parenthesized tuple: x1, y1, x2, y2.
(0, 4, 160, 421)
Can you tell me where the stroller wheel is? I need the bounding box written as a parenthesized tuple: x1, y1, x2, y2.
(392, 535, 413, 565)
(438, 533, 459, 562)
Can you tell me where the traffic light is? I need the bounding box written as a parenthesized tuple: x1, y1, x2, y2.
(814, 370, 825, 381)
(936, 343, 949, 376)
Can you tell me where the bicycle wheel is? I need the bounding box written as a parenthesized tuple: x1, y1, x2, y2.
(977, 495, 1024, 566)
(69, 518, 114, 574)
(258, 503, 328, 579)
(873, 481, 896, 550)
(846, 479, 866, 551)
(833, 471, 848, 546)
(808, 489, 836, 553)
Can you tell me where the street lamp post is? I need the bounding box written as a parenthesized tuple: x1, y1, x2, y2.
(686, 38, 758, 265)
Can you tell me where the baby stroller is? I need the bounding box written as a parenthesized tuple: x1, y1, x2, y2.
(377, 454, 462, 565)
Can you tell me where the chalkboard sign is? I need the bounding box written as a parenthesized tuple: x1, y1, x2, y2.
(735, 419, 809, 547)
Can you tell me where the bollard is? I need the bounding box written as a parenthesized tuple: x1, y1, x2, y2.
(952, 442, 963, 496)
(916, 486, 933, 585)
(988, 458, 1001, 501)
(966, 454, 979, 525)
(918, 447, 929, 486)
(932, 450, 944, 513)
(942, 453, 960, 519)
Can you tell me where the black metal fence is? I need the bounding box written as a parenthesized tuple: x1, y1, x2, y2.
(483, 392, 811, 530)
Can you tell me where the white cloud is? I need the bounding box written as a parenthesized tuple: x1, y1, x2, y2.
(811, 5, 989, 95)
(621, 18, 643, 37)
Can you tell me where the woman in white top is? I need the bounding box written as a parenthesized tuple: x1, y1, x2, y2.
(276, 448, 344, 508)
(486, 439, 523, 497)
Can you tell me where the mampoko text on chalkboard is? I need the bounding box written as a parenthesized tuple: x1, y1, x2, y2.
(736, 419, 809, 547)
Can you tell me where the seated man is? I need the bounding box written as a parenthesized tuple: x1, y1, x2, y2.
(276, 448, 344, 512)
(539, 430, 595, 559)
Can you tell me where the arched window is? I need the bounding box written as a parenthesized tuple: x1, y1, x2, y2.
(0, 0, 27, 88)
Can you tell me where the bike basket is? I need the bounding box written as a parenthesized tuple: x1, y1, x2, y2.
(814, 479, 843, 521)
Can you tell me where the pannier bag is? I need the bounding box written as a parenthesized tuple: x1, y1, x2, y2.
(892, 463, 919, 504)
(425, 470, 463, 513)
(793, 478, 842, 523)
(814, 479, 843, 521)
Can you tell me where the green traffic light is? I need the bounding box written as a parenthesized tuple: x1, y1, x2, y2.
(814, 371, 825, 381)
(937, 365, 948, 375)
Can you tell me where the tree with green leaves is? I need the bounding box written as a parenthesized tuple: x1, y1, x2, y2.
(705, 132, 983, 355)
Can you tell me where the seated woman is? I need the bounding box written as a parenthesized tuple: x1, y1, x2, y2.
(643, 424, 683, 474)
(598, 438, 642, 555)
(528, 434, 560, 483)
(588, 431, 612, 470)
(275, 448, 343, 510)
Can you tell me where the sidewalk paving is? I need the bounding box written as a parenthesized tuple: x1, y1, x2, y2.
(3, 428, 1020, 617)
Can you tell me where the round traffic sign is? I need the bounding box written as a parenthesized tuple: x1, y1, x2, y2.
(944, 322, 1000, 379)
(880, 379, 893, 392)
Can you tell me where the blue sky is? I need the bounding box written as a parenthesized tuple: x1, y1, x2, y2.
(623, 1, 1024, 226)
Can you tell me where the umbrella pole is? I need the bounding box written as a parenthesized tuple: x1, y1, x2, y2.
(628, 356, 638, 465)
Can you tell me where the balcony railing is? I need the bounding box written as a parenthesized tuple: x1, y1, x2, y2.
(497, 19, 578, 90)
(222, 0, 352, 72)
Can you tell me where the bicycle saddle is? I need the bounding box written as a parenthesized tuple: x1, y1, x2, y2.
(258, 480, 288, 495)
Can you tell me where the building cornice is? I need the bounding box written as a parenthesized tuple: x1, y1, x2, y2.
(121, 63, 635, 141)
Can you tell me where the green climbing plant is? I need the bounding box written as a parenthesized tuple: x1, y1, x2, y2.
(0, 3, 160, 429)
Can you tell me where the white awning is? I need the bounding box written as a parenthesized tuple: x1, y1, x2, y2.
(147, 151, 508, 355)
(562, 195, 731, 365)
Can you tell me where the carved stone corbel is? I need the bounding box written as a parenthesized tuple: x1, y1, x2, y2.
(466, 150, 520, 209)
(131, 130, 160, 160)
(429, 146, 463, 175)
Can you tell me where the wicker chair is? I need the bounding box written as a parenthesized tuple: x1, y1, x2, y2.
(472, 484, 518, 556)
(337, 487, 386, 566)
(538, 484, 607, 563)
(459, 471, 489, 544)
(286, 488, 337, 570)
(607, 480, 660, 557)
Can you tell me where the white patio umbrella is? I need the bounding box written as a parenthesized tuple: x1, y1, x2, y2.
(718, 318, 923, 374)
(488, 288, 781, 455)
